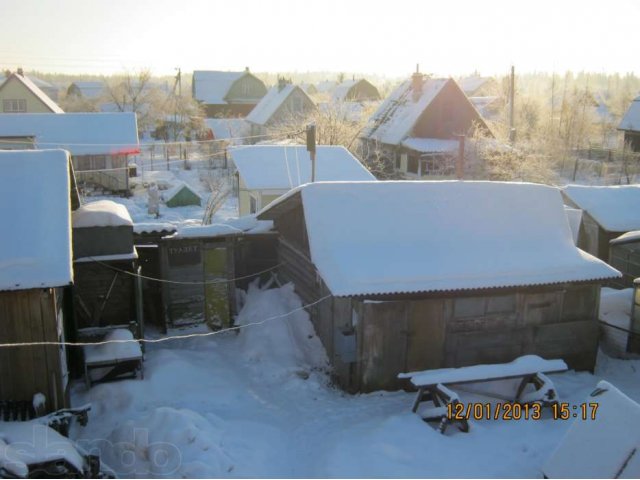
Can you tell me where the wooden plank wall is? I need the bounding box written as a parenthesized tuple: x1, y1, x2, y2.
(609, 242, 640, 288)
(0, 289, 66, 412)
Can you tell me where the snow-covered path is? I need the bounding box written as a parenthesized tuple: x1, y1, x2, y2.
(71, 284, 640, 478)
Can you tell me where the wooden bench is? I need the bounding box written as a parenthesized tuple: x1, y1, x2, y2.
(82, 327, 144, 388)
(398, 355, 568, 433)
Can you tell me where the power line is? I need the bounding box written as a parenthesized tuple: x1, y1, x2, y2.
(0, 294, 332, 349)
(88, 257, 281, 286)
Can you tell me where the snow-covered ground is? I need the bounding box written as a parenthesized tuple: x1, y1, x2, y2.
(70, 283, 640, 479)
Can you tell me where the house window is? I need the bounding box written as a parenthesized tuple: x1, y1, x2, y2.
(249, 195, 258, 214)
(407, 155, 419, 174)
(3, 99, 26, 112)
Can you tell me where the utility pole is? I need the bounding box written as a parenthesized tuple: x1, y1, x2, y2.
(306, 124, 316, 182)
(509, 65, 516, 144)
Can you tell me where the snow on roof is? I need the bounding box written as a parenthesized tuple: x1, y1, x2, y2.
(260, 181, 620, 297)
(204, 118, 250, 143)
(163, 181, 202, 202)
(619, 96, 640, 132)
(69, 81, 105, 99)
(0, 73, 63, 113)
(564, 206, 583, 245)
(401, 137, 459, 154)
(72, 200, 133, 228)
(611, 230, 640, 245)
(331, 79, 379, 102)
(543, 380, 640, 478)
(168, 215, 273, 239)
(192, 70, 246, 105)
(133, 222, 177, 234)
(361, 77, 449, 145)
(0, 112, 139, 156)
(563, 184, 640, 232)
(316, 80, 337, 93)
(458, 76, 492, 95)
(246, 84, 312, 126)
(231, 145, 375, 191)
(0, 150, 72, 291)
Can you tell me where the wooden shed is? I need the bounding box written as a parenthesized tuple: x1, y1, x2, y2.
(258, 181, 620, 393)
(609, 231, 640, 288)
(562, 184, 640, 262)
(0, 150, 74, 412)
(71, 200, 140, 331)
(163, 182, 202, 208)
(160, 219, 276, 330)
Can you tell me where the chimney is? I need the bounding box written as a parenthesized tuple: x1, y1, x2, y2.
(245, 66, 249, 72)
(16, 67, 24, 76)
(277, 76, 287, 92)
(411, 63, 423, 102)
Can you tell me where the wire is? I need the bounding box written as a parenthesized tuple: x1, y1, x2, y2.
(0, 294, 332, 349)
(88, 257, 281, 285)
(0, 129, 305, 148)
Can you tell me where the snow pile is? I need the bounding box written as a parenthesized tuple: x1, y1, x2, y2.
(543, 380, 640, 478)
(235, 282, 329, 380)
(72, 200, 133, 228)
(105, 407, 233, 478)
(169, 214, 273, 239)
(0, 422, 85, 476)
(84, 329, 142, 364)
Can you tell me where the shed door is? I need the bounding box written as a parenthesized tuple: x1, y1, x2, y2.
(406, 299, 445, 371)
(204, 247, 230, 329)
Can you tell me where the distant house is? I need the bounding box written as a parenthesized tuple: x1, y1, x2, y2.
(192, 69, 267, 118)
(458, 76, 499, 97)
(258, 181, 619, 392)
(230, 144, 375, 216)
(300, 83, 318, 95)
(563, 184, 640, 262)
(204, 118, 250, 145)
(618, 96, 640, 152)
(0, 71, 63, 113)
(0, 112, 140, 192)
(66, 81, 106, 100)
(0, 150, 75, 412)
(360, 71, 490, 178)
(609, 231, 640, 288)
(316, 80, 337, 95)
(245, 80, 316, 138)
(332, 78, 380, 103)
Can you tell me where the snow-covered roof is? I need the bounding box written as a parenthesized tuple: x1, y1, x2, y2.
(69, 81, 106, 99)
(564, 206, 583, 245)
(401, 137, 459, 154)
(610, 230, 640, 246)
(0, 112, 139, 156)
(619, 96, 640, 132)
(0, 150, 73, 291)
(246, 84, 313, 126)
(361, 77, 449, 145)
(133, 222, 177, 234)
(231, 145, 375, 191)
(192, 70, 247, 105)
(259, 181, 620, 297)
(204, 118, 250, 143)
(331, 79, 379, 102)
(458, 76, 492, 95)
(0, 73, 63, 113)
(316, 80, 337, 93)
(72, 200, 133, 228)
(543, 380, 640, 478)
(563, 184, 640, 232)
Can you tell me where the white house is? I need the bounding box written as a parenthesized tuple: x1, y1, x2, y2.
(230, 144, 375, 216)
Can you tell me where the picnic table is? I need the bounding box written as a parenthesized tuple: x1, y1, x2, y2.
(398, 355, 568, 433)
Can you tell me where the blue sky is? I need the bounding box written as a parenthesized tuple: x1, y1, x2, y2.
(1, 0, 637, 77)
